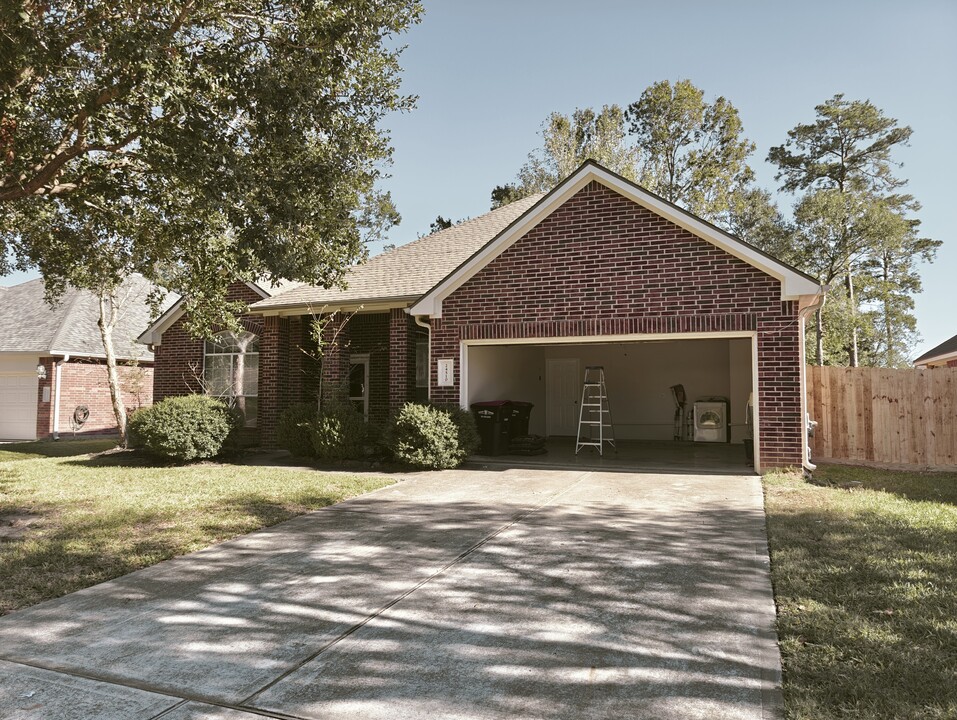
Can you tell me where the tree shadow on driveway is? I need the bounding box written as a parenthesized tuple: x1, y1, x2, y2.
(0, 471, 779, 719)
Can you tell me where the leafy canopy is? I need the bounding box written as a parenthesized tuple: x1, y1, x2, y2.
(1, 0, 421, 331)
(768, 94, 940, 367)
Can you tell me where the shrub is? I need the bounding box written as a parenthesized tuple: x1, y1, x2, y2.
(433, 403, 480, 458)
(311, 397, 366, 460)
(128, 395, 240, 461)
(386, 403, 470, 470)
(277, 402, 318, 457)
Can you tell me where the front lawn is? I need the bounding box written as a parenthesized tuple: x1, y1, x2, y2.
(0, 441, 394, 615)
(764, 465, 957, 719)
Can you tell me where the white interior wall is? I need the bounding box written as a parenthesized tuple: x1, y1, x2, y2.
(466, 345, 546, 434)
(728, 339, 752, 443)
(466, 338, 753, 442)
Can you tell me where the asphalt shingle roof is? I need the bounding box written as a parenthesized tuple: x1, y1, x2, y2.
(252, 194, 545, 311)
(913, 333, 957, 365)
(0, 275, 160, 360)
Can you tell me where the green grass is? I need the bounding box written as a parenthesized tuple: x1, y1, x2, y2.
(0, 441, 394, 615)
(764, 465, 957, 719)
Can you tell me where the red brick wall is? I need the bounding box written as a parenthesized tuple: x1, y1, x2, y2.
(36, 357, 153, 439)
(431, 180, 805, 469)
(153, 282, 265, 402)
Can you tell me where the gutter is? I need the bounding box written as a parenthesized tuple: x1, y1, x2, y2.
(51, 353, 70, 440)
(410, 312, 431, 402)
(798, 291, 827, 472)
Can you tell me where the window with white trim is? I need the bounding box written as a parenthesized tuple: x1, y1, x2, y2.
(204, 330, 259, 427)
(348, 354, 369, 420)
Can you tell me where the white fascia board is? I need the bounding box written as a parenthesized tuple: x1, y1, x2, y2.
(244, 281, 272, 299)
(410, 163, 822, 318)
(137, 297, 186, 346)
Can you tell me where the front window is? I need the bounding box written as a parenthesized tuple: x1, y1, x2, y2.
(349, 355, 369, 420)
(205, 330, 259, 427)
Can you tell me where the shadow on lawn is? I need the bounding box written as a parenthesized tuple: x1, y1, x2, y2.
(0, 438, 118, 461)
(0, 488, 350, 616)
(0, 495, 780, 718)
(814, 465, 957, 507)
(768, 500, 957, 718)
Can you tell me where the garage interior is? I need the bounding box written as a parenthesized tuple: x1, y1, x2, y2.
(465, 337, 755, 473)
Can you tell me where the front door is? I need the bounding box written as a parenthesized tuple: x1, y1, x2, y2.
(546, 358, 580, 436)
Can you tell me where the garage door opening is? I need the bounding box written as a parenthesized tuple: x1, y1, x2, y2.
(462, 334, 757, 473)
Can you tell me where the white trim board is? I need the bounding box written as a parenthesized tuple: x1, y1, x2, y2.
(410, 161, 823, 319)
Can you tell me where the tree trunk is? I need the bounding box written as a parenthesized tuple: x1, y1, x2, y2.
(883, 252, 893, 367)
(98, 291, 128, 446)
(816, 301, 825, 366)
(846, 269, 858, 367)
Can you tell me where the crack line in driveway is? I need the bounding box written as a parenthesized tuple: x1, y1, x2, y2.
(0, 657, 309, 720)
(240, 470, 594, 706)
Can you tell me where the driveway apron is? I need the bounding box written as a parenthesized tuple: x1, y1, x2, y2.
(0, 468, 782, 720)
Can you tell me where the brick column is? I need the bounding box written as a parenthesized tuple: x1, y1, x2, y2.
(259, 315, 289, 447)
(320, 312, 351, 405)
(288, 316, 305, 405)
(388, 309, 416, 412)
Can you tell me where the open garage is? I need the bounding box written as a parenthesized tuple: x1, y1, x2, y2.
(463, 333, 756, 471)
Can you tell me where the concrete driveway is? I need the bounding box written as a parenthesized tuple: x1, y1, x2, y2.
(0, 468, 782, 719)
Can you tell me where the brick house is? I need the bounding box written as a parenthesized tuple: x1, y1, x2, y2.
(142, 162, 826, 471)
(0, 275, 155, 440)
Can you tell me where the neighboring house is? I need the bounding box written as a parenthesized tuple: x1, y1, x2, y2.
(0, 276, 156, 441)
(141, 161, 826, 471)
(913, 333, 957, 368)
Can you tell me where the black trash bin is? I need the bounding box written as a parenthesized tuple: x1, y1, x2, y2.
(470, 401, 511, 455)
(507, 401, 534, 438)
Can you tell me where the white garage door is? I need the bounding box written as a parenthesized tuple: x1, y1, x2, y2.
(0, 374, 39, 440)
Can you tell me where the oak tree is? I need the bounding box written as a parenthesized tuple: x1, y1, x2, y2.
(1, 0, 421, 441)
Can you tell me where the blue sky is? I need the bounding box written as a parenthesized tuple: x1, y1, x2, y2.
(373, 0, 957, 358)
(3, 1, 955, 359)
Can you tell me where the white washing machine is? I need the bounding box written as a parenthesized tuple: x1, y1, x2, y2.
(694, 399, 729, 442)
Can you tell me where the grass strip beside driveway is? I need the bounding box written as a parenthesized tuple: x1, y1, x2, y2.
(0, 441, 394, 615)
(764, 465, 957, 720)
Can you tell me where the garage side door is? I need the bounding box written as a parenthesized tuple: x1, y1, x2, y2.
(0, 374, 39, 440)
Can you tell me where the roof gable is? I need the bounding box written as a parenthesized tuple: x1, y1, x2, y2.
(138, 279, 287, 346)
(410, 161, 823, 318)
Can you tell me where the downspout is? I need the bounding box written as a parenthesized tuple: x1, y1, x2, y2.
(52, 354, 70, 440)
(411, 313, 431, 402)
(798, 292, 827, 472)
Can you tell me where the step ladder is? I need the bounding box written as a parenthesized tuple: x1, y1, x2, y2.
(576, 366, 616, 455)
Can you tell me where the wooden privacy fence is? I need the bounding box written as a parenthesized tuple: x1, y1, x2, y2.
(805, 365, 957, 468)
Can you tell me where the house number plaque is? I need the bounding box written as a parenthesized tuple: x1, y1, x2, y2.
(437, 359, 454, 387)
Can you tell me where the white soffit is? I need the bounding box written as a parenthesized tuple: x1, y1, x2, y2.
(410, 162, 822, 318)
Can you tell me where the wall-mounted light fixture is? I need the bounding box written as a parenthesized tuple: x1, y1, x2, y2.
(36, 363, 47, 380)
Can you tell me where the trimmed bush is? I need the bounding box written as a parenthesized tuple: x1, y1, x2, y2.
(277, 402, 318, 458)
(128, 395, 240, 461)
(311, 397, 366, 460)
(386, 403, 469, 470)
(433, 403, 480, 458)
